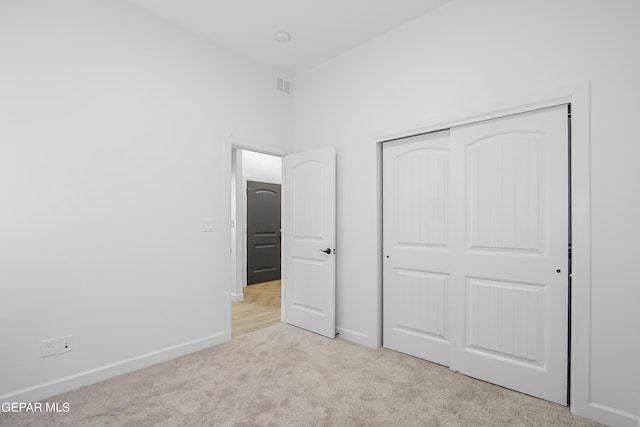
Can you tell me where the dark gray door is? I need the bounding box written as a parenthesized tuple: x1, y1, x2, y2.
(247, 181, 281, 285)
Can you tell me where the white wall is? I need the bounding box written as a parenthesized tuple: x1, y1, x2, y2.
(241, 150, 282, 185)
(292, 0, 640, 425)
(0, 0, 291, 402)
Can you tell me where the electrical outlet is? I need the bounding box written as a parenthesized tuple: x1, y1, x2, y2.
(60, 335, 73, 353)
(42, 338, 56, 358)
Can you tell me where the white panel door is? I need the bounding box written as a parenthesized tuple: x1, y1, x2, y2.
(383, 131, 452, 366)
(283, 146, 336, 338)
(449, 106, 569, 405)
(383, 105, 569, 405)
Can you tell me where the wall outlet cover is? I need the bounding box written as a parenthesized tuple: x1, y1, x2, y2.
(60, 335, 73, 353)
(42, 338, 56, 358)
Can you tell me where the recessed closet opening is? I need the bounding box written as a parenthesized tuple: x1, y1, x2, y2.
(380, 104, 572, 405)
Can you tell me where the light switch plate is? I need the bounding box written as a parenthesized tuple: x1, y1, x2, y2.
(201, 220, 214, 232)
(42, 338, 56, 358)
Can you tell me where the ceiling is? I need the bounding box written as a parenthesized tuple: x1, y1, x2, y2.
(128, 0, 450, 75)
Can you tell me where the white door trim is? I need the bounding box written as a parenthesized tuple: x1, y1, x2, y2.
(375, 81, 633, 425)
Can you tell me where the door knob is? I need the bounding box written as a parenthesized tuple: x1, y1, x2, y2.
(319, 248, 331, 254)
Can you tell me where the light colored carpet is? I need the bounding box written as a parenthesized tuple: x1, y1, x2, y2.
(0, 324, 601, 426)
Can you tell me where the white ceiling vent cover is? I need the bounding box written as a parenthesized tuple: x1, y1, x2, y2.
(277, 77, 291, 95)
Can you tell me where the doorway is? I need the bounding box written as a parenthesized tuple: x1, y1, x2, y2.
(230, 145, 337, 339)
(231, 148, 283, 337)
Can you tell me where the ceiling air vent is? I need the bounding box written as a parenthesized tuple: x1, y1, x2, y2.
(277, 77, 291, 95)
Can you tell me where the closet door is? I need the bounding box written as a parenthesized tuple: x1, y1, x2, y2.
(449, 105, 569, 405)
(383, 130, 452, 366)
(383, 105, 569, 405)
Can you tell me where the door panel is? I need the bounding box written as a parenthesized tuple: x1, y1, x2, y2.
(383, 131, 452, 366)
(247, 181, 281, 284)
(467, 134, 544, 252)
(450, 105, 568, 405)
(466, 277, 545, 365)
(283, 146, 336, 338)
(396, 270, 448, 338)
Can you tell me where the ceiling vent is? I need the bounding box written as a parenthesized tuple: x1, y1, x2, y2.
(277, 77, 291, 95)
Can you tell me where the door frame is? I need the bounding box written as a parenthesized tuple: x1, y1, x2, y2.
(375, 81, 598, 420)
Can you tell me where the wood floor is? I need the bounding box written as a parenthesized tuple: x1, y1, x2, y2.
(231, 280, 281, 338)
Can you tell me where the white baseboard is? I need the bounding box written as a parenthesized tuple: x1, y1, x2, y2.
(573, 402, 640, 427)
(0, 332, 228, 404)
(336, 327, 375, 348)
(231, 292, 244, 302)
